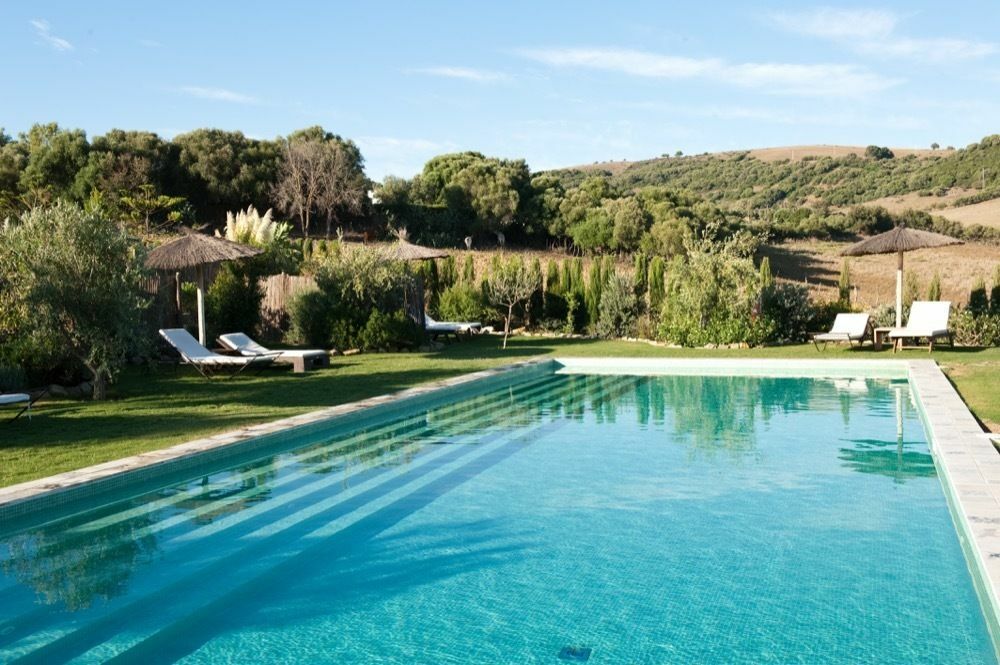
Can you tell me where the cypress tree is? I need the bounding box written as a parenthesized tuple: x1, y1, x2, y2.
(760, 257, 774, 290)
(633, 253, 648, 303)
(991, 265, 1000, 314)
(649, 256, 665, 313)
(837, 259, 850, 303)
(586, 259, 604, 325)
(969, 277, 989, 314)
(462, 254, 475, 285)
(440, 255, 457, 289)
(927, 271, 942, 302)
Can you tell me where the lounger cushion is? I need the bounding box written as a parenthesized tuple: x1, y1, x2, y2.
(219, 333, 326, 361)
(0, 393, 30, 406)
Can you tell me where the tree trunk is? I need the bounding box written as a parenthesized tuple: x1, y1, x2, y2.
(503, 304, 514, 349)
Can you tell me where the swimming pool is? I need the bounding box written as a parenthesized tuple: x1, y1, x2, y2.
(0, 361, 996, 663)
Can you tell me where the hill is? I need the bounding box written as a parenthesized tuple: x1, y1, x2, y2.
(550, 137, 1000, 214)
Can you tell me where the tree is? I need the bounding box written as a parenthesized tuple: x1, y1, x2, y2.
(118, 184, 187, 234)
(0, 202, 149, 399)
(931, 142, 940, 150)
(18, 123, 90, 200)
(486, 255, 538, 348)
(173, 129, 280, 219)
(273, 128, 368, 238)
(864, 145, 894, 160)
(838, 260, 851, 303)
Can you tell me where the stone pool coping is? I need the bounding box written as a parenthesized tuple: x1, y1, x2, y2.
(0, 357, 557, 523)
(1, 356, 998, 638)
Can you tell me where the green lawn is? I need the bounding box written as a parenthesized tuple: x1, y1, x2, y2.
(3, 337, 998, 488)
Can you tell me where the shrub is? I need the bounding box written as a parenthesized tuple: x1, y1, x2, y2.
(358, 309, 420, 351)
(438, 283, 485, 323)
(657, 234, 770, 346)
(951, 311, 1000, 347)
(761, 282, 814, 343)
(595, 273, 638, 338)
(206, 263, 262, 340)
(287, 290, 333, 348)
(927, 272, 942, 301)
(0, 202, 149, 399)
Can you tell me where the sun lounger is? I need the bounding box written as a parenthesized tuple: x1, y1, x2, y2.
(1, 391, 45, 423)
(159, 328, 278, 379)
(810, 313, 871, 350)
(888, 301, 952, 352)
(422, 313, 482, 341)
(218, 333, 330, 373)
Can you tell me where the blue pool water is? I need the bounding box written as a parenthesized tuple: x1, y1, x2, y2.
(0, 371, 995, 663)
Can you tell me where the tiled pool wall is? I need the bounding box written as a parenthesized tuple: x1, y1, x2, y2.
(0, 357, 558, 531)
(1, 355, 998, 651)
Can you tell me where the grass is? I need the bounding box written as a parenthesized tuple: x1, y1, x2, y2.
(2, 337, 998, 488)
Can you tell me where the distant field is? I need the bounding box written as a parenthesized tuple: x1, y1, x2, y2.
(564, 144, 952, 173)
(854, 188, 976, 214)
(745, 145, 951, 163)
(762, 240, 1000, 307)
(936, 198, 1000, 229)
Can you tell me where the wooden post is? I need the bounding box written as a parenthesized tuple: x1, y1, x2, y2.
(196, 264, 207, 346)
(895, 250, 904, 329)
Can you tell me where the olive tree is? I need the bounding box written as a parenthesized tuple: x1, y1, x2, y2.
(486, 256, 539, 348)
(0, 202, 149, 398)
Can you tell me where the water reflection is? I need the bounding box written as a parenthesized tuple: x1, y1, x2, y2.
(2, 509, 158, 611)
(838, 438, 936, 484)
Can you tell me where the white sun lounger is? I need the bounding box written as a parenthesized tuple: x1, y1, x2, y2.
(1, 392, 36, 423)
(888, 301, 953, 352)
(810, 313, 871, 350)
(218, 333, 330, 373)
(423, 313, 482, 340)
(159, 328, 278, 379)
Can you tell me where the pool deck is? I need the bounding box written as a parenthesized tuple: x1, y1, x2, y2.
(1, 356, 998, 631)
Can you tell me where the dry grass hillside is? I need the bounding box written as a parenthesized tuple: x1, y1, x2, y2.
(761, 240, 1000, 307)
(566, 144, 952, 173)
(935, 198, 1000, 230)
(745, 145, 951, 162)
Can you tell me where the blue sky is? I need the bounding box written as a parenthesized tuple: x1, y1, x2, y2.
(4, 1, 1000, 180)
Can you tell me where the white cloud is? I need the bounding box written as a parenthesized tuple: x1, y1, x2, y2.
(29, 18, 73, 52)
(174, 86, 260, 104)
(769, 8, 997, 62)
(518, 47, 897, 97)
(411, 66, 509, 83)
(768, 8, 897, 40)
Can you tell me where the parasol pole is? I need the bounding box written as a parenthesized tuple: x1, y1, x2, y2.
(196, 264, 207, 346)
(895, 250, 903, 328)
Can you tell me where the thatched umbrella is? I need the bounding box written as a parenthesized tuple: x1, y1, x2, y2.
(841, 225, 962, 327)
(145, 230, 262, 345)
(383, 234, 449, 330)
(385, 238, 449, 262)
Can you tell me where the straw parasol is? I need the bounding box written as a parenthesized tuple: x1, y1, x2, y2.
(383, 230, 449, 330)
(385, 239, 449, 261)
(145, 230, 262, 345)
(841, 225, 962, 327)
